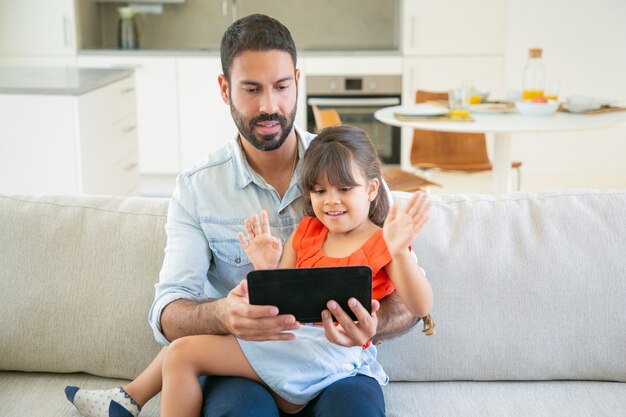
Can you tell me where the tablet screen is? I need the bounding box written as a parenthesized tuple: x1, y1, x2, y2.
(247, 266, 372, 322)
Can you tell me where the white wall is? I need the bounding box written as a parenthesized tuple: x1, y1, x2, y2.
(505, 0, 626, 190)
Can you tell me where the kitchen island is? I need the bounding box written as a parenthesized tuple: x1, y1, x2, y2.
(0, 66, 133, 95)
(0, 67, 140, 195)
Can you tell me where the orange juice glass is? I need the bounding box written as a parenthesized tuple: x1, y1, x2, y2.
(449, 87, 470, 119)
(545, 80, 559, 101)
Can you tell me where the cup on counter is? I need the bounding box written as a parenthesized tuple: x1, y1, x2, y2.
(545, 80, 560, 101)
(449, 87, 470, 119)
(466, 80, 489, 104)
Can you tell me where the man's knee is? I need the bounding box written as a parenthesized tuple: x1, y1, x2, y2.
(201, 376, 279, 417)
(308, 375, 385, 417)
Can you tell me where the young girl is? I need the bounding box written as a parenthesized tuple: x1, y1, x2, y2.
(65, 125, 434, 417)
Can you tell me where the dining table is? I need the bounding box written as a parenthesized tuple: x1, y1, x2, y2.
(374, 105, 626, 194)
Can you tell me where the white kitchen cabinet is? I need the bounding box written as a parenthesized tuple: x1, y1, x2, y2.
(176, 57, 236, 169)
(401, 0, 506, 55)
(0, 0, 77, 56)
(78, 55, 180, 175)
(301, 56, 403, 76)
(0, 76, 139, 195)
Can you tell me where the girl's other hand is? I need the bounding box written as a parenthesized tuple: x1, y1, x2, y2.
(321, 298, 380, 347)
(383, 191, 431, 256)
(238, 210, 283, 270)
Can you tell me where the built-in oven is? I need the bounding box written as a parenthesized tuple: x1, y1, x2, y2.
(306, 75, 402, 164)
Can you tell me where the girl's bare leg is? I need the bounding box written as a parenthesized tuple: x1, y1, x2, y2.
(65, 348, 168, 417)
(160, 335, 304, 417)
(122, 346, 167, 406)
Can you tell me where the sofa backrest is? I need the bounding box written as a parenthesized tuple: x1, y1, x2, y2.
(0, 194, 167, 379)
(1, 190, 625, 383)
(378, 189, 626, 382)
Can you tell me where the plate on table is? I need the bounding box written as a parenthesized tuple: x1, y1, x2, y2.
(469, 102, 515, 114)
(394, 104, 449, 118)
(562, 104, 600, 113)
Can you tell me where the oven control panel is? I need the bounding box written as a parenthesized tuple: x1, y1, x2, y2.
(306, 75, 401, 95)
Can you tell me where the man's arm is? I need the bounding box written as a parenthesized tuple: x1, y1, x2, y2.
(160, 298, 228, 341)
(372, 290, 420, 343)
(160, 280, 301, 343)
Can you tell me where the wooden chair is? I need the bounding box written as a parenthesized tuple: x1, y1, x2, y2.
(311, 105, 341, 130)
(411, 90, 523, 190)
(310, 105, 439, 192)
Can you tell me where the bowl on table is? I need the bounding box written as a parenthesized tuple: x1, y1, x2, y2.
(515, 100, 559, 117)
(565, 95, 600, 113)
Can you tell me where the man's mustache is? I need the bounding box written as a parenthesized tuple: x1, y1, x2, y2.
(251, 113, 284, 124)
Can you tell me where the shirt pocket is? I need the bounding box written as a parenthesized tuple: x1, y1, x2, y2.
(208, 238, 252, 268)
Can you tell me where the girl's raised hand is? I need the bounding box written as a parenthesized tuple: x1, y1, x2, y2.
(383, 191, 431, 256)
(238, 210, 283, 270)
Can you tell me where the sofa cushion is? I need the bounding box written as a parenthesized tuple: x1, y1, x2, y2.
(379, 189, 626, 382)
(1, 372, 624, 417)
(0, 194, 168, 379)
(383, 380, 626, 417)
(0, 371, 160, 417)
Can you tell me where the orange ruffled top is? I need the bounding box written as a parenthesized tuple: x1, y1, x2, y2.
(292, 216, 395, 301)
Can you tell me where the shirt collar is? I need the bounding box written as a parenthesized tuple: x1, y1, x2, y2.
(232, 125, 308, 191)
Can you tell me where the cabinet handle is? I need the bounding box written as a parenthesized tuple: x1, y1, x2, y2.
(123, 125, 137, 133)
(124, 163, 138, 171)
(408, 65, 414, 99)
(410, 16, 416, 49)
(63, 15, 70, 48)
(121, 87, 135, 94)
(110, 64, 141, 69)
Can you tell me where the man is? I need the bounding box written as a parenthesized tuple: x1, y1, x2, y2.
(148, 13, 418, 417)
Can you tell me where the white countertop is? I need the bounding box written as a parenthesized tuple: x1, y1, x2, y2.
(0, 67, 134, 95)
(78, 48, 402, 58)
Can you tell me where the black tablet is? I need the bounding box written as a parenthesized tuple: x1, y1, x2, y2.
(247, 266, 372, 323)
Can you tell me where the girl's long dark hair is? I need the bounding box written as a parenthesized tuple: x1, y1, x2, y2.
(300, 125, 389, 227)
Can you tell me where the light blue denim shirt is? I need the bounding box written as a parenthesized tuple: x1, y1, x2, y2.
(148, 126, 315, 345)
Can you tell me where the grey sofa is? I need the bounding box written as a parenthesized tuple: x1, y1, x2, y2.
(1, 189, 625, 417)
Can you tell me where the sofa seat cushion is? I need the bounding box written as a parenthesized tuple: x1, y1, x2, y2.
(383, 380, 626, 417)
(0, 371, 160, 417)
(3, 372, 623, 417)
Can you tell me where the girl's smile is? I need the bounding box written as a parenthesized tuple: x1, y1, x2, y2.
(310, 158, 379, 237)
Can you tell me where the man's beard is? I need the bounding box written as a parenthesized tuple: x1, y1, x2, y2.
(231, 103, 297, 152)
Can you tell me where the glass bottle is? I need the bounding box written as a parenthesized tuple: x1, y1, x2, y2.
(117, 7, 139, 50)
(522, 48, 545, 100)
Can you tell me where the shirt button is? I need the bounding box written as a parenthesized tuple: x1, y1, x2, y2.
(235, 257, 241, 264)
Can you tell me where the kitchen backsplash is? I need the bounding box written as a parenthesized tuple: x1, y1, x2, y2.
(78, 0, 399, 51)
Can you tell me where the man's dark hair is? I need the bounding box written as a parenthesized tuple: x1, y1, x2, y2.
(220, 14, 297, 81)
